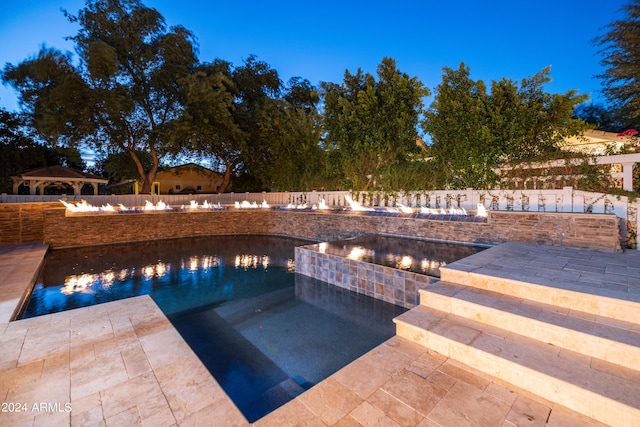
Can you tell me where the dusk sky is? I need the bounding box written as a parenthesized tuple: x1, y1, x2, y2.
(0, 0, 629, 113)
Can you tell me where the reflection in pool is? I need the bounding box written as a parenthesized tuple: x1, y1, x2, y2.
(314, 234, 487, 277)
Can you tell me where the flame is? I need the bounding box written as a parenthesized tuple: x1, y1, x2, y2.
(476, 204, 488, 217)
(344, 195, 372, 211)
(235, 200, 269, 209)
(143, 200, 169, 211)
(397, 204, 414, 214)
(312, 199, 328, 210)
(60, 200, 98, 212)
(286, 203, 307, 209)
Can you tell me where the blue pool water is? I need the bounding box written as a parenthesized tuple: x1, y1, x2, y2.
(21, 235, 406, 421)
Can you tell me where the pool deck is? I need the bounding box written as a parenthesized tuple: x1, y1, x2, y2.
(0, 242, 634, 426)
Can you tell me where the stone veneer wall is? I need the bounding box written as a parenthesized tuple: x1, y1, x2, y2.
(0, 202, 60, 245)
(0, 204, 621, 251)
(295, 245, 439, 308)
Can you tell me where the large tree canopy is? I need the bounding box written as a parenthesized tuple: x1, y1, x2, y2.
(169, 59, 245, 193)
(2, 0, 198, 193)
(169, 56, 295, 192)
(252, 77, 325, 191)
(595, 0, 640, 127)
(321, 57, 430, 190)
(423, 63, 588, 189)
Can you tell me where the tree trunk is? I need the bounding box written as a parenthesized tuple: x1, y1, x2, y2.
(128, 148, 159, 194)
(217, 161, 235, 193)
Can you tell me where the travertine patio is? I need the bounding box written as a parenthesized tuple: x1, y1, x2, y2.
(1, 240, 636, 426)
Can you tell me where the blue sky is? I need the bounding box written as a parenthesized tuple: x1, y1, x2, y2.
(0, 0, 629, 113)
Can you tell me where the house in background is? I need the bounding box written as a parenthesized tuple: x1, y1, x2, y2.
(498, 130, 640, 191)
(563, 129, 638, 155)
(155, 163, 224, 194)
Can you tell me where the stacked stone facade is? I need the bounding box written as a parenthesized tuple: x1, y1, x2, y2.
(0, 204, 623, 252)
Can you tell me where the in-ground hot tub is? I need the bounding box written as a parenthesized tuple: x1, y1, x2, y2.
(295, 234, 489, 308)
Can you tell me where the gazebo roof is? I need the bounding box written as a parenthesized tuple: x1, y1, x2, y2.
(16, 165, 108, 183)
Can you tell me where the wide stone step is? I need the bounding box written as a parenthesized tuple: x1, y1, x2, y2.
(440, 266, 640, 325)
(394, 305, 640, 427)
(419, 281, 640, 372)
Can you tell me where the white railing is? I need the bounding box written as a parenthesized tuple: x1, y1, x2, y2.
(2, 187, 638, 248)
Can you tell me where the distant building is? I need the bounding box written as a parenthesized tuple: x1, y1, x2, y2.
(11, 165, 108, 195)
(498, 130, 640, 191)
(155, 163, 224, 194)
(563, 129, 638, 155)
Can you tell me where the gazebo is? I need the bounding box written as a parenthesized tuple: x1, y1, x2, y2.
(11, 165, 108, 195)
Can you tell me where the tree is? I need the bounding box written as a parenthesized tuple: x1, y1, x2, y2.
(321, 57, 430, 190)
(169, 56, 283, 192)
(574, 103, 628, 132)
(230, 56, 283, 189)
(255, 77, 326, 191)
(423, 64, 588, 189)
(2, 0, 198, 193)
(169, 59, 246, 193)
(0, 108, 87, 193)
(595, 0, 640, 128)
(94, 150, 153, 184)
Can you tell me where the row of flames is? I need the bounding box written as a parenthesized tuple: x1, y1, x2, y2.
(60, 197, 487, 217)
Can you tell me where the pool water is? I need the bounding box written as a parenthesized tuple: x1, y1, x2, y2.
(21, 235, 406, 421)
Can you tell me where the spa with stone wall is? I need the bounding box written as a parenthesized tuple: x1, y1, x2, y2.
(294, 244, 440, 308)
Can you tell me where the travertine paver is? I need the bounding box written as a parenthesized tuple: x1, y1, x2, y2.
(445, 241, 640, 299)
(0, 242, 48, 322)
(0, 241, 626, 426)
(0, 295, 248, 427)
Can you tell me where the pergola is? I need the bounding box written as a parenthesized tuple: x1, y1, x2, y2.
(11, 166, 108, 195)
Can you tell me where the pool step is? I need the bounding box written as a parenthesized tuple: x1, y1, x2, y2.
(394, 304, 640, 427)
(419, 281, 640, 372)
(439, 265, 640, 325)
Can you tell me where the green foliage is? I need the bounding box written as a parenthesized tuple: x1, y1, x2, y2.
(321, 57, 430, 190)
(0, 108, 86, 193)
(94, 150, 153, 183)
(255, 95, 325, 191)
(169, 60, 246, 193)
(574, 103, 628, 132)
(423, 63, 589, 189)
(2, 0, 198, 194)
(595, 0, 640, 128)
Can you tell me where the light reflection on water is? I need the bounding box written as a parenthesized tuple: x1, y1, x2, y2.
(315, 235, 485, 277)
(21, 236, 304, 319)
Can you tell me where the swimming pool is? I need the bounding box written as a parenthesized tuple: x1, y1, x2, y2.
(21, 235, 405, 421)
